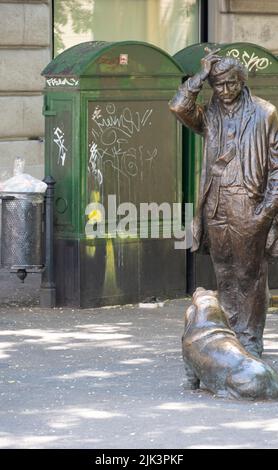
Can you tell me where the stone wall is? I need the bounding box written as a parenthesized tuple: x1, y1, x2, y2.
(208, 0, 278, 55)
(0, 0, 51, 181)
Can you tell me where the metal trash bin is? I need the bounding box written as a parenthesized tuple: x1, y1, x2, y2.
(0, 192, 44, 271)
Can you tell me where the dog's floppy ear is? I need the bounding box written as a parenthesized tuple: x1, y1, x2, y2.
(192, 287, 207, 303)
(193, 289, 219, 308)
(184, 305, 195, 329)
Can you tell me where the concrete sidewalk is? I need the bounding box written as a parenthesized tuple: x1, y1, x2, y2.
(0, 269, 278, 449)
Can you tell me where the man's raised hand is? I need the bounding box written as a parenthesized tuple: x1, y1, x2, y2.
(200, 47, 221, 81)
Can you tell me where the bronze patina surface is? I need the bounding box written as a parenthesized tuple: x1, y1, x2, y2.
(170, 49, 278, 357)
(182, 288, 278, 400)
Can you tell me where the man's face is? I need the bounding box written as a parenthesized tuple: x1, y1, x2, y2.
(211, 69, 243, 105)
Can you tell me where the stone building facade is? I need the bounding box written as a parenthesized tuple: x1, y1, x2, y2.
(0, 0, 51, 180)
(209, 0, 278, 55)
(0, 0, 278, 179)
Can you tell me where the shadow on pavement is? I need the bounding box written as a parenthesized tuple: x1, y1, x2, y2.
(0, 268, 40, 307)
(0, 298, 278, 449)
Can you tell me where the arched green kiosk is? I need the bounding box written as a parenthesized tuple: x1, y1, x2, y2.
(42, 41, 185, 307)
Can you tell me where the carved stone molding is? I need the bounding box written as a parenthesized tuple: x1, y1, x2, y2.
(220, 0, 278, 14)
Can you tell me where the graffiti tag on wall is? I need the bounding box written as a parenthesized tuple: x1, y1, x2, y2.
(226, 49, 272, 72)
(53, 127, 67, 166)
(47, 78, 79, 87)
(88, 103, 158, 185)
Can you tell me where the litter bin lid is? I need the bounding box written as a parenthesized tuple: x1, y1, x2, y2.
(0, 192, 44, 202)
(174, 42, 278, 76)
(42, 40, 183, 79)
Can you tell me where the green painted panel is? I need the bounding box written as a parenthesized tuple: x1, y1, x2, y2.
(44, 95, 79, 234)
(79, 77, 182, 91)
(183, 127, 203, 208)
(83, 96, 180, 238)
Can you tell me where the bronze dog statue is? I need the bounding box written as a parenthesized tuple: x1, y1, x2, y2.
(182, 288, 278, 400)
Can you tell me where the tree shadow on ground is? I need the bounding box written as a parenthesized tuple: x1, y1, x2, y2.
(0, 306, 278, 448)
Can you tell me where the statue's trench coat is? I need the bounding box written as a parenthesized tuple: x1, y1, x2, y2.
(170, 81, 278, 256)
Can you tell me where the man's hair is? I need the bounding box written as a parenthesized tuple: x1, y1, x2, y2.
(208, 56, 248, 86)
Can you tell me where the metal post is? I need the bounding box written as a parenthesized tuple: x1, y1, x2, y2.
(40, 176, 56, 307)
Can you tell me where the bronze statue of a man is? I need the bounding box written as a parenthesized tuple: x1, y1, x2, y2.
(169, 49, 278, 358)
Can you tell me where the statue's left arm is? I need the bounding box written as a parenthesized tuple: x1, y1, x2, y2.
(257, 109, 278, 219)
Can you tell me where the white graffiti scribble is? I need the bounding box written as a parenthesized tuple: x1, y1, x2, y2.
(47, 78, 79, 87)
(92, 106, 102, 121)
(226, 49, 272, 72)
(88, 103, 158, 181)
(88, 142, 103, 185)
(146, 148, 158, 166)
(92, 103, 153, 140)
(53, 127, 67, 166)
